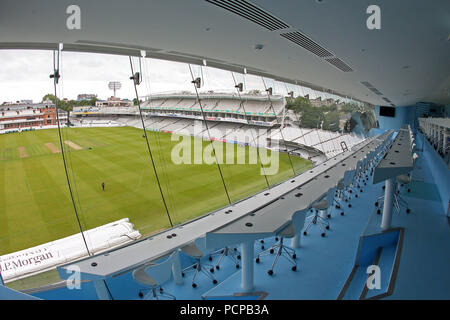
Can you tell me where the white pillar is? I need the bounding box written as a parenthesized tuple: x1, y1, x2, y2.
(172, 249, 183, 285)
(291, 234, 301, 248)
(241, 240, 254, 292)
(381, 178, 395, 230)
(93, 279, 113, 300)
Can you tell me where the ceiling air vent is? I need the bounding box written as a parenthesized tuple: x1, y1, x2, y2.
(325, 57, 353, 72)
(382, 97, 395, 106)
(205, 0, 290, 31)
(361, 81, 383, 95)
(280, 31, 333, 58)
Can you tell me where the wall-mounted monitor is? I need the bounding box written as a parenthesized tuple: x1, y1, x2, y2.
(379, 106, 396, 117)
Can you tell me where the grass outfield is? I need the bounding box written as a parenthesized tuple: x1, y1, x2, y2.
(0, 126, 312, 257)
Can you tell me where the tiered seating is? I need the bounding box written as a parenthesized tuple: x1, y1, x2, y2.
(214, 100, 240, 113)
(242, 100, 271, 115)
(163, 119, 194, 132)
(174, 99, 197, 110)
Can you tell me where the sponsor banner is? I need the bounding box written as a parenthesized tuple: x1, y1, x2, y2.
(0, 218, 141, 282)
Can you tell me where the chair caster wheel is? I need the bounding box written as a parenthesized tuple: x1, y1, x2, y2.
(336, 205, 340, 209)
(293, 254, 297, 259)
(233, 247, 237, 251)
(406, 209, 410, 213)
(377, 209, 381, 214)
(340, 212, 344, 216)
(261, 246, 265, 250)
(327, 214, 331, 218)
(192, 283, 197, 288)
(407, 189, 411, 193)
(181, 272, 185, 277)
(256, 258, 260, 263)
(237, 255, 241, 260)
(213, 280, 218, 285)
(348, 204, 352, 208)
(375, 202, 378, 207)
(208, 256, 212, 261)
(292, 266, 297, 271)
(260, 240, 264, 244)
(159, 288, 164, 293)
(216, 265, 220, 270)
(321, 233, 326, 237)
(303, 231, 307, 236)
(360, 189, 363, 192)
(210, 268, 214, 273)
(236, 264, 240, 269)
(355, 194, 358, 198)
(268, 270, 273, 276)
(269, 249, 274, 254)
(275, 237, 279, 241)
(138, 292, 144, 298)
(326, 225, 330, 230)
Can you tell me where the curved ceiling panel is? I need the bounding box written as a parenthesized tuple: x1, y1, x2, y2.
(0, 0, 449, 106)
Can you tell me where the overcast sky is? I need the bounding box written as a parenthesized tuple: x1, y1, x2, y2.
(0, 49, 331, 104)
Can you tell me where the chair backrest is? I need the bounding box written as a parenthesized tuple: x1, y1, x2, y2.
(343, 170, 354, 187)
(355, 160, 363, 176)
(291, 207, 309, 234)
(325, 186, 337, 204)
(132, 251, 175, 287)
(193, 236, 210, 256)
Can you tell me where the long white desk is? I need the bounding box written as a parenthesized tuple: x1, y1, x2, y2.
(58, 132, 391, 298)
(373, 127, 413, 230)
(205, 131, 392, 291)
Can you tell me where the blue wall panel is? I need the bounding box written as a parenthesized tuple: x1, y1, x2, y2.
(375, 105, 416, 132)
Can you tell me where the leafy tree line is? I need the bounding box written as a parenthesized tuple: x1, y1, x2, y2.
(42, 94, 98, 124)
(286, 96, 362, 132)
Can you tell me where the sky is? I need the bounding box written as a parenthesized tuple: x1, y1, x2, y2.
(0, 49, 346, 104)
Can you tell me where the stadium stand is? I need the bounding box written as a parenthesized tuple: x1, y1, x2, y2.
(3, 93, 365, 164)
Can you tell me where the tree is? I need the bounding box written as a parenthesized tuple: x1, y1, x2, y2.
(42, 94, 57, 103)
(42, 94, 75, 125)
(133, 98, 142, 106)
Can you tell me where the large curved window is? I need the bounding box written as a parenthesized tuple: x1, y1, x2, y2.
(0, 49, 88, 290)
(3, 49, 374, 292)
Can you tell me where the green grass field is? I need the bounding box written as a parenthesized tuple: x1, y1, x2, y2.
(0, 126, 312, 258)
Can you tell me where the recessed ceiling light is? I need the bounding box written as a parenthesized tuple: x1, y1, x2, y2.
(254, 44, 264, 50)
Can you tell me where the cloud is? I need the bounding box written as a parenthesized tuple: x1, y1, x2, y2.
(0, 49, 303, 104)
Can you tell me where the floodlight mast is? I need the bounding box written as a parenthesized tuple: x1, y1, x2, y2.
(108, 81, 122, 98)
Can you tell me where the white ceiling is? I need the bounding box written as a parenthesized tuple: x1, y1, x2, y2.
(0, 0, 449, 106)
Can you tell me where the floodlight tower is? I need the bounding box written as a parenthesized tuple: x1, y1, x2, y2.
(108, 81, 122, 98)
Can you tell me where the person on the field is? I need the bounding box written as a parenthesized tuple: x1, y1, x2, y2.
(101, 182, 105, 191)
